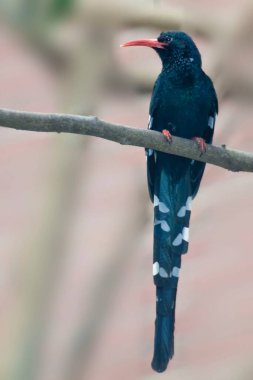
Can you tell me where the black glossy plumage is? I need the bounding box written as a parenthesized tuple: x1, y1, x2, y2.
(146, 31, 218, 372)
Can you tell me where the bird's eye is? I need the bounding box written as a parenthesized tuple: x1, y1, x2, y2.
(167, 37, 173, 43)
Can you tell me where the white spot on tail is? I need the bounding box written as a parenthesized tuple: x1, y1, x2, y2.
(208, 116, 215, 129)
(177, 206, 186, 218)
(159, 202, 169, 213)
(177, 196, 192, 217)
(153, 262, 159, 276)
(171, 267, 180, 277)
(159, 267, 169, 278)
(173, 227, 190, 246)
(153, 262, 169, 278)
(161, 220, 170, 232)
(182, 227, 189, 242)
(154, 195, 159, 206)
(186, 196, 192, 211)
(172, 233, 183, 246)
(153, 195, 169, 213)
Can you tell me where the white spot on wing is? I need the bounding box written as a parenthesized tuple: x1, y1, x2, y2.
(153, 262, 159, 276)
(148, 115, 153, 129)
(172, 233, 182, 246)
(159, 267, 169, 278)
(146, 148, 153, 156)
(208, 116, 215, 129)
(182, 227, 189, 242)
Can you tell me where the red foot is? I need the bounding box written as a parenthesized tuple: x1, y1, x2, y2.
(192, 137, 206, 155)
(162, 129, 172, 143)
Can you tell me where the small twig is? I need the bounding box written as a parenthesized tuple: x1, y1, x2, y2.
(0, 108, 252, 172)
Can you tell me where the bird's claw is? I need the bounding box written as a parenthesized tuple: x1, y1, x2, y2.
(192, 137, 206, 156)
(162, 129, 172, 143)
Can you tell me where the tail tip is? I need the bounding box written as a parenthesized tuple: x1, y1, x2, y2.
(151, 356, 169, 373)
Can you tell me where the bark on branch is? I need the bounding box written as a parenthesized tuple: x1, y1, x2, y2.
(0, 108, 252, 172)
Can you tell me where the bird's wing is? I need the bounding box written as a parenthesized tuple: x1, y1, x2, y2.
(146, 79, 161, 202)
(190, 84, 218, 198)
(146, 115, 156, 201)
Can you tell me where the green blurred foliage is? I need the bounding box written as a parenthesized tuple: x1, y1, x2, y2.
(49, 0, 74, 19)
(1, 0, 75, 26)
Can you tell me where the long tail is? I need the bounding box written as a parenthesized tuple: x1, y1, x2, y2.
(151, 154, 192, 372)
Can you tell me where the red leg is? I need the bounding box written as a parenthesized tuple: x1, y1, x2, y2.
(162, 129, 172, 143)
(192, 137, 206, 155)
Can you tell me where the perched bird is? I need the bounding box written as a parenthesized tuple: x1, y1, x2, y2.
(121, 31, 218, 372)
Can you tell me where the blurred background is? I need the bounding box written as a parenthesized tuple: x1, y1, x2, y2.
(0, 0, 253, 379)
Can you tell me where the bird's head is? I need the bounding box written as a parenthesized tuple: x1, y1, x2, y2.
(121, 31, 202, 69)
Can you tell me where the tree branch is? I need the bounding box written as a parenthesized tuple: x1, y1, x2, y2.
(0, 108, 252, 172)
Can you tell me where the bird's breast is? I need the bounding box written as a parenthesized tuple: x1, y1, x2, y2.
(156, 84, 210, 139)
